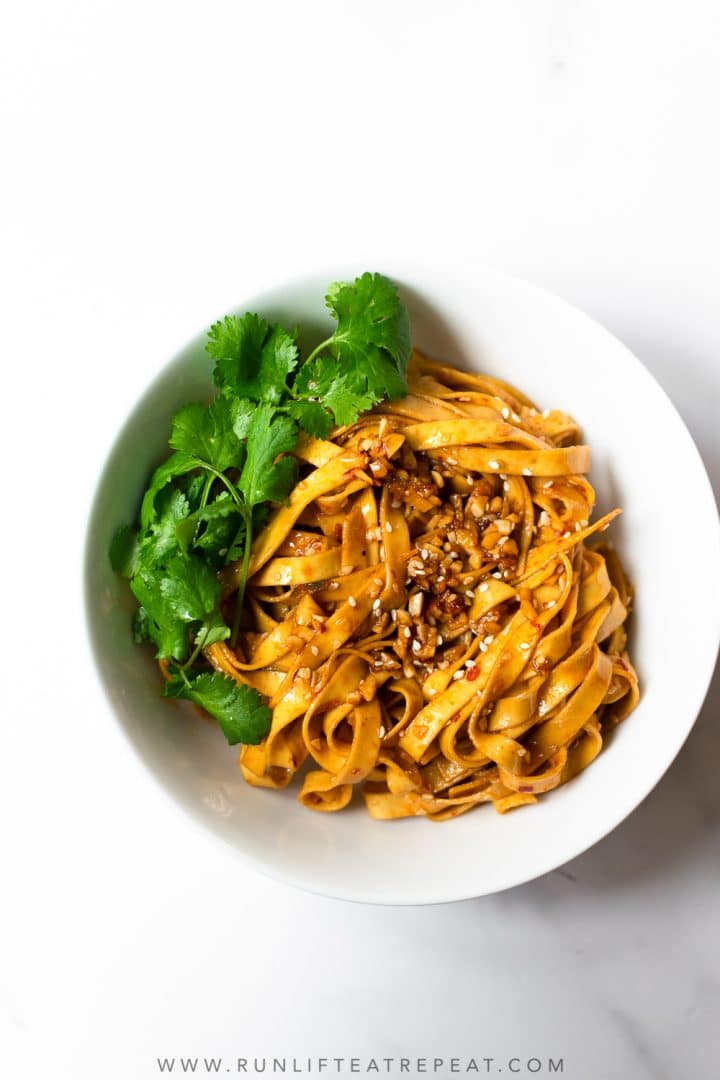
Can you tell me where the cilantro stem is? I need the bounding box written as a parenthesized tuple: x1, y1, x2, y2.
(200, 464, 244, 507)
(199, 473, 214, 510)
(230, 505, 254, 646)
(176, 664, 192, 688)
(183, 626, 209, 671)
(303, 336, 334, 368)
(192, 473, 215, 544)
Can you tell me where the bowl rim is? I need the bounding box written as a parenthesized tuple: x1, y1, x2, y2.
(83, 262, 720, 904)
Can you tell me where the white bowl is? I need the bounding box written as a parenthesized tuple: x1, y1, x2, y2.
(85, 266, 720, 904)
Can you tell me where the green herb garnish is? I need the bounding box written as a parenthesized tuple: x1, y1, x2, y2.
(110, 272, 411, 746)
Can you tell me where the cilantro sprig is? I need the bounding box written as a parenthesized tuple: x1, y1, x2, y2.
(110, 272, 411, 747)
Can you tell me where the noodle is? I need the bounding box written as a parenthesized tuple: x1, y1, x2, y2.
(202, 349, 639, 820)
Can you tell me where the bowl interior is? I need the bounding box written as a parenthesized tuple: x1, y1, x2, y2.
(85, 267, 720, 903)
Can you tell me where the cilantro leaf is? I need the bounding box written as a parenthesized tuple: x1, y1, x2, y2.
(325, 271, 411, 377)
(238, 405, 298, 507)
(293, 274, 410, 423)
(183, 473, 206, 509)
(159, 555, 221, 623)
(130, 570, 188, 660)
(232, 398, 256, 440)
(209, 314, 299, 404)
(283, 400, 334, 439)
(131, 605, 152, 645)
(109, 524, 139, 577)
(140, 450, 199, 529)
(140, 488, 190, 565)
(293, 357, 377, 427)
(175, 492, 241, 559)
(165, 672, 272, 745)
(321, 372, 379, 426)
(207, 312, 268, 386)
(196, 611, 231, 647)
(169, 396, 245, 472)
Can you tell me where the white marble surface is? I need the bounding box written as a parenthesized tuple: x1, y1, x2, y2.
(2, 2, 719, 1078)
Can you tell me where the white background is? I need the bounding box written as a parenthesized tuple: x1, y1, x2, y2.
(2, 2, 719, 1079)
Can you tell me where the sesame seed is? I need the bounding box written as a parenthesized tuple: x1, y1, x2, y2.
(479, 582, 489, 593)
(391, 498, 401, 509)
(446, 456, 458, 466)
(503, 480, 510, 491)
(483, 634, 494, 644)
(372, 598, 381, 612)
(402, 626, 411, 638)
(488, 459, 500, 469)
(436, 635, 443, 645)
(519, 642, 530, 651)
(522, 467, 532, 476)
(329, 581, 340, 590)
(385, 521, 393, 533)
(421, 548, 429, 560)
(543, 481, 553, 490)
(348, 595, 357, 608)
(542, 408, 551, 418)
(452, 669, 464, 680)
(575, 521, 582, 531)
(501, 407, 510, 419)
(562, 531, 571, 539)
(465, 588, 475, 598)
(479, 641, 488, 652)
(408, 593, 424, 617)
(411, 639, 422, 653)
(310, 645, 319, 656)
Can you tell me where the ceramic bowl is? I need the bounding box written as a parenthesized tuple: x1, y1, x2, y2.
(85, 266, 720, 903)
